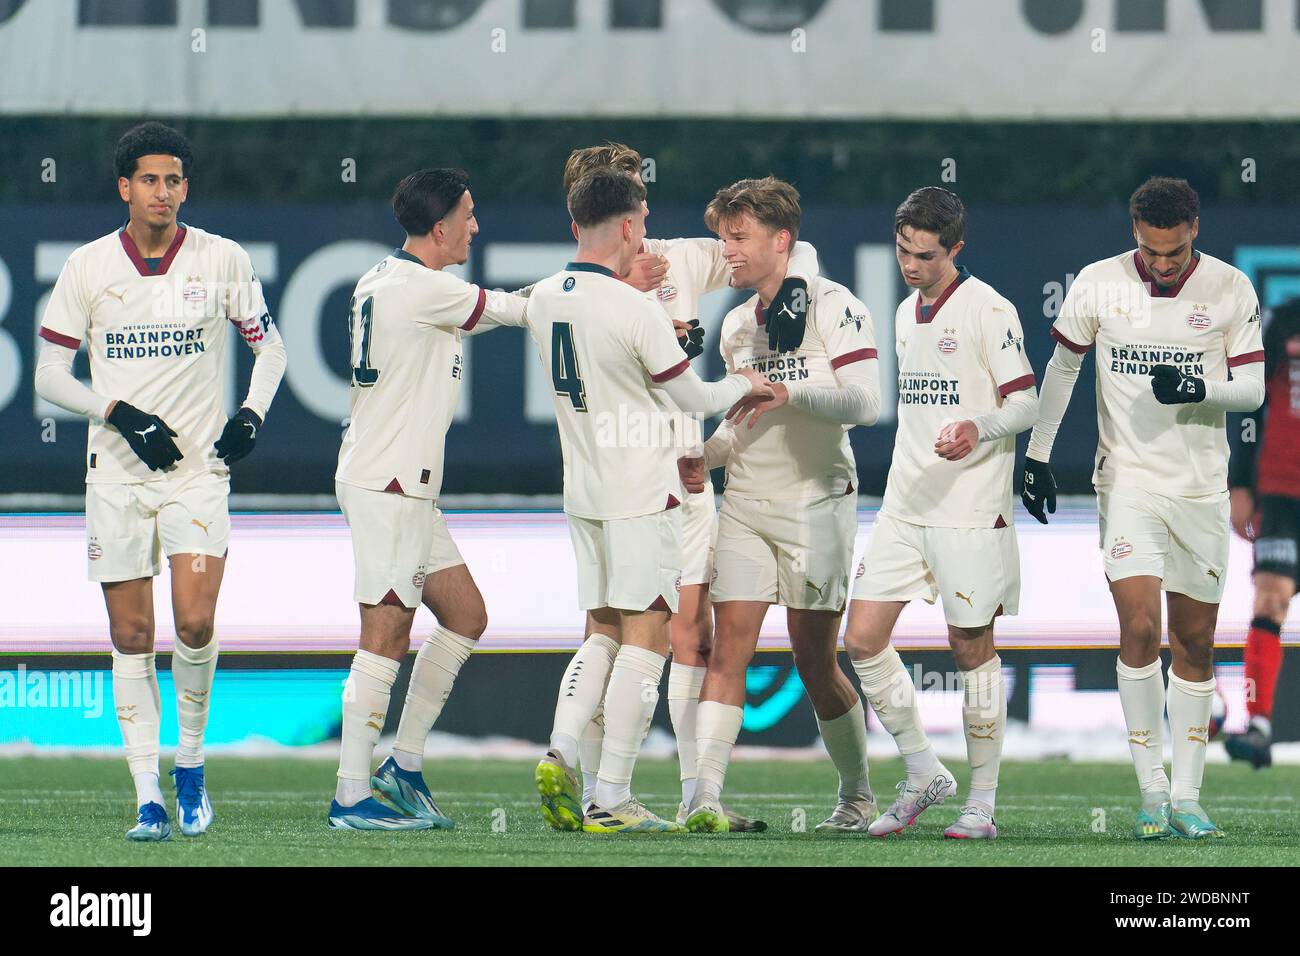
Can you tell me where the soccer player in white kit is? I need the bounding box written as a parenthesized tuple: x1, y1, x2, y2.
(530, 170, 773, 833)
(841, 188, 1039, 839)
(329, 169, 529, 830)
(33, 123, 288, 841)
(681, 177, 883, 834)
(548, 144, 820, 830)
(1021, 178, 1265, 840)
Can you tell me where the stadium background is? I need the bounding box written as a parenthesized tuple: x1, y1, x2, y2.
(0, 0, 1296, 758)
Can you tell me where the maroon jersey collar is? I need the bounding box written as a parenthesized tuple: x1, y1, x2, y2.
(1133, 249, 1200, 299)
(119, 223, 188, 277)
(916, 265, 970, 324)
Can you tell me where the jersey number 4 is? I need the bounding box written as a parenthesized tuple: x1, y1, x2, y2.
(349, 295, 379, 387)
(551, 322, 587, 412)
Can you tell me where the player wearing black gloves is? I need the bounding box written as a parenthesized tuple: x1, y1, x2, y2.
(1020, 177, 1264, 842)
(1149, 363, 1206, 404)
(31, 123, 287, 844)
(765, 276, 808, 353)
(106, 400, 184, 471)
(213, 407, 262, 464)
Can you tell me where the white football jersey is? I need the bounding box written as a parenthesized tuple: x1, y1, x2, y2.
(881, 268, 1036, 529)
(336, 249, 525, 500)
(641, 238, 733, 456)
(525, 262, 694, 520)
(38, 224, 280, 484)
(718, 276, 877, 501)
(1052, 250, 1263, 495)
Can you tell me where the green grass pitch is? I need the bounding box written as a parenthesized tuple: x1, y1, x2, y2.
(2, 756, 1297, 866)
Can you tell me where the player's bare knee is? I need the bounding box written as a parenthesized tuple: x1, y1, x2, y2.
(173, 614, 215, 649)
(109, 622, 154, 655)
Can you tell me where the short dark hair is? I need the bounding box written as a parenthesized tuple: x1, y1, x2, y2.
(392, 168, 470, 236)
(1129, 177, 1200, 228)
(895, 187, 965, 251)
(567, 169, 646, 228)
(114, 122, 193, 180)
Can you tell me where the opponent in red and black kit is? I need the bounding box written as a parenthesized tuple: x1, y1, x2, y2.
(1227, 298, 1300, 768)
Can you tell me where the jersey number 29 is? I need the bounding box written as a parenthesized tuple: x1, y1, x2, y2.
(349, 295, 379, 387)
(551, 322, 587, 412)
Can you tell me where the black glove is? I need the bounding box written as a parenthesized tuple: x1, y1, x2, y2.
(680, 318, 705, 360)
(765, 277, 808, 354)
(1020, 456, 1057, 525)
(1150, 364, 1205, 404)
(107, 401, 184, 471)
(213, 407, 262, 464)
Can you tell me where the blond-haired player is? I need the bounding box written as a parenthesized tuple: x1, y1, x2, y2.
(546, 144, 819, 829)
(842, 188, 1039, 839)
(682, 177, 883, 833)
(33, 122, 287, 841)
(1022, 177, 1264, 840)
(530, 170, 772, 833)
(329, 168, 530, 830)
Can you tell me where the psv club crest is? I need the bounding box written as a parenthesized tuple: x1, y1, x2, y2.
(1186, 304, 1210, 331)
(938, 327, 959, 354)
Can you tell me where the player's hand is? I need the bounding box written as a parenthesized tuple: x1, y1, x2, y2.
(727, 382, 788, 430)
(624, 253, 668, 293)
(934, 420, 979, 461)
(764, 277, 808, 354)
(213, 407, 262, 464)
(1150, 364, 1205, 404)
(678, 456, 707, 495)
(676, 317, 705, 359)
(107, 400, 184, 471)
(1229, 487, 1256, 541)
(736, 366, 775, 400)
(1020, 455, 1056, 525)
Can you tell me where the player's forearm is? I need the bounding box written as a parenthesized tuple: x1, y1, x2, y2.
(786, 241, 820, 282)
(659, 368, 750, 416)
(1026, 343, 1083, 461)
(1202, 364, 1265, 413)
(785, 359, 880, 426)
(33, 342, 112, 421)
(703, 420, 736, 471)
(241, 335, 287, 421)
(466, 288, 529, 334)
(972, 388, 1039, 443)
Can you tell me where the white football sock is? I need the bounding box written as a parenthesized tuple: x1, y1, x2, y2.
(550, 632, 619, 767)
(694, 700, 744, 806)
(133, 772, 165, 808)
(1116, 657, 1170, 796)
(816, 699, 873, 801)
(668, 662, 706, 805)
(112, 650, 162, 796)
(172, 637, 218, 769)
(393, 626, 476, 771)
(1168, 670, 1215, 808)
(851, 647, 939, 783)
(594, 645, 666, 810)
(335, 650, 399, 806)
(580, 711, 604, 806)
(961, 656, 1005, 812)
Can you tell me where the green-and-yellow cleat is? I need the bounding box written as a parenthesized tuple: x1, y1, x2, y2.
(684, 799, 730, 833)
(535, 750, 582, 832)
(1134, 792, 1172, 840)
(1170, 802, 1225, 840)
